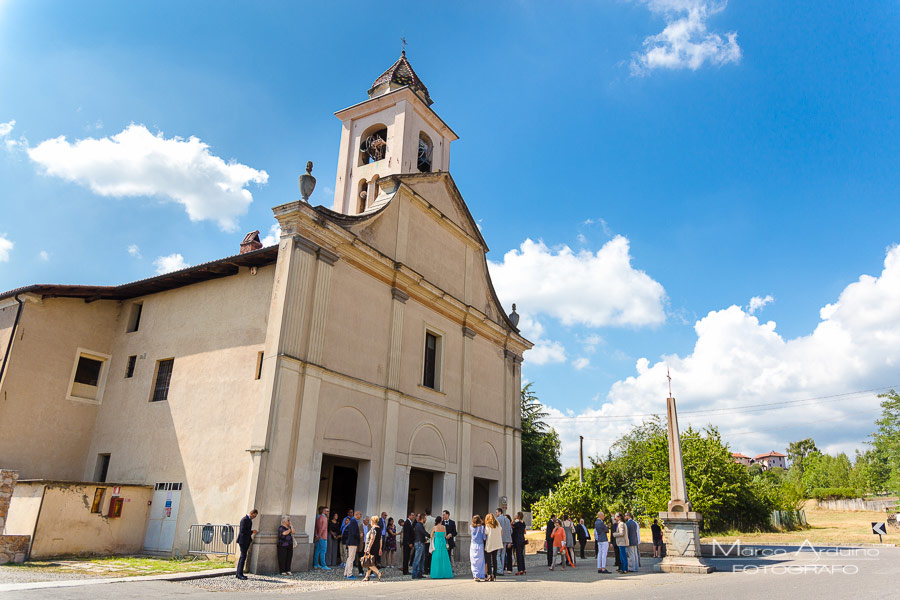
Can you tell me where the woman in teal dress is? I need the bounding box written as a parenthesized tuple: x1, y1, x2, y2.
(429, 516, 453, 579)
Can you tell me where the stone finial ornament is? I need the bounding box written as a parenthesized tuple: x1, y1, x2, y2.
(509, 303, 520, 328)
(299, 161, 316, 202)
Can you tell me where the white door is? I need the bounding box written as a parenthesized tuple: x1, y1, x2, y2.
(143, 482, 182, 552)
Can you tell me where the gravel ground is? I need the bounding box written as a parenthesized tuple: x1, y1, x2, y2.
(0, 565, 109, 584)
(181, 554, 556, 594)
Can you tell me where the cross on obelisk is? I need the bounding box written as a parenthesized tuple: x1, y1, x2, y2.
(656, 367, 715, 574)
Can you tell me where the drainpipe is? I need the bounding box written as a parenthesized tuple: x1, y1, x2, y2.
(0, 294, 24, 384)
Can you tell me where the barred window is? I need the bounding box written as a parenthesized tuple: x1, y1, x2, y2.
(151, 358, 174, 402)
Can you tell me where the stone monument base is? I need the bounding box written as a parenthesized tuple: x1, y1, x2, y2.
(655, 513, 715, 574)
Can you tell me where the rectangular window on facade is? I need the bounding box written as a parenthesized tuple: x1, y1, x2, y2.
(255, 351, 264, 380)
(90, 487, 105, 513)
(423, 331, 441, 390)
(125, 355, 137, 378)
(151, 358, 174, 402)
(67, 349, 111, 404)
(126, 302, 143, 333)
(94, 453, 111, 482)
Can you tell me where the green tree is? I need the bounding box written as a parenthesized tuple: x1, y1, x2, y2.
(871, 390, 900, 494)
(787, 438, 820, 475)
(520, 383, 563, 509)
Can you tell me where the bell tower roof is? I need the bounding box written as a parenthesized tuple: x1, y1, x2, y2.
(367, 51, 433, 106)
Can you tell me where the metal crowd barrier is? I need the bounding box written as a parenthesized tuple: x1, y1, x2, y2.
(187, 523, 237, 559)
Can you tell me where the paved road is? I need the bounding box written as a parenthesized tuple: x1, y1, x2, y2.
(5, 546, 899, 600)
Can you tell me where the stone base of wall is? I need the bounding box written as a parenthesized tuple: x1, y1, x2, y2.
(0, 534, 29, 564)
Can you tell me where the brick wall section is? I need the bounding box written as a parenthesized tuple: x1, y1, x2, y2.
(0, 469, 18, 532)
(0, 469, 30, 564)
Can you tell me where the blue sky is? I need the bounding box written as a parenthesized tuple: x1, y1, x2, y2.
(2, 1, 899, 466)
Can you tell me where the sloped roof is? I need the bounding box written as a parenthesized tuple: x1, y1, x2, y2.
(732, 453, 751, 459)
(368, 51, 433, 106)
(0, 245, 278, 303)
(754, 451, 787, 459)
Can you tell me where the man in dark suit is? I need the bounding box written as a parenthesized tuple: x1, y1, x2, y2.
(402, 511, 416, 575)
(235, 509, 258, 579)
(576, 517, 591, 559)
(545, 515, 556, 567)
(441, 510, 457, 563)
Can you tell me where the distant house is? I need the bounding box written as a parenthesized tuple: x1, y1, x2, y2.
(754, 451, 788, 470)
(732, 453, 752, 467)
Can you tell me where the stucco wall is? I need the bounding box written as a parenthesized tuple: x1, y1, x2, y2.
(83, 265, 275, 555)
(0, 298, 119, 480)
(12, 482, 152, 558)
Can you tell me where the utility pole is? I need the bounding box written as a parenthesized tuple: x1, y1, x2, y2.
(579, 435, 584, 482)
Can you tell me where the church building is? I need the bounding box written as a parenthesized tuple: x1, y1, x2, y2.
(0, 52, 531, 572)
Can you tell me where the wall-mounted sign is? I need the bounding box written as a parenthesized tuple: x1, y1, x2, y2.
(112, 486, 121, 496)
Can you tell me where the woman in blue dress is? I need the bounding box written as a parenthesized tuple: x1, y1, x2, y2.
(469, 515, 486, 581)
(429, 517, 453, 578)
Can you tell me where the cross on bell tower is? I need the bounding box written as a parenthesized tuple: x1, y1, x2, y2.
(330, 50, 459, 215)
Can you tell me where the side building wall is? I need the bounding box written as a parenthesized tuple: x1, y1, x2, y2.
(0, 298, 120, 480)
(84, 265, 276, 556)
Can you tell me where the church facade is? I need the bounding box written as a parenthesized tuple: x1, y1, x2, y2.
(0, 53, 531, 571)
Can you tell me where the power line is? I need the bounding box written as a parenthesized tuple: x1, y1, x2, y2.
(541, 385, 895, 422)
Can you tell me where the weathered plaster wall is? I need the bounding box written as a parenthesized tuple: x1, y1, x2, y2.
(10, 482, 152, 558)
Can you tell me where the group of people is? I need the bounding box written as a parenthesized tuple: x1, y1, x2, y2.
(546, 512, 664, 574)
(234, 506, 665, 581)
(468, 508, 528, 581)
(327, 507, 458, 580)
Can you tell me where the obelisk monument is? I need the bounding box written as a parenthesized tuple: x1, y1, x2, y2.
(656, 369, 714, 574)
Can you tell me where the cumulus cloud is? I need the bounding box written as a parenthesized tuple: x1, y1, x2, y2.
(38, 250, 49, 261)
(489, 236, 666, 329)
(0, 234, 12, 262)
(27, 124, 268, 232)
(261, 224, 281, 246)
(573, 357, 590, 371)
(516, 313, 567, 366)
(0, 120, 14, 137)
(748, 294, 774, 314)
(544, 244, 900, 466)
(127, 244, 142, 258)
(153, 253, 189, 274)
(631, 0, 741, 75)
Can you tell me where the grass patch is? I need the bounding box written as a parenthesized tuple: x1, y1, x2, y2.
(700, 508, 899, 546)
(6, 555, 234, 577)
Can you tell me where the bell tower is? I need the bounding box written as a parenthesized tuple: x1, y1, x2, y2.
(332, 51, 459, 215)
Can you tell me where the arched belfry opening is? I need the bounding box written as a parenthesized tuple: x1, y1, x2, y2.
(359, 124, 388, 166)
(417, 132, 433, 173)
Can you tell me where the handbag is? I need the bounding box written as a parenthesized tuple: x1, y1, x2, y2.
(361, 553, 376, 568)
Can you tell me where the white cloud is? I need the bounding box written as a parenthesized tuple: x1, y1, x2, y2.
(27, 124, 268, 232)
(0, 234, 12, 262)
(38, 250, 49, 261)
(748, 294, 774, 314)
(489, 236, 666, 329)
(573, 357, 590, 370)
(153, 253, 189, 274)
(631, 0, 741, 75)
(545, 244, 900, 466)
(261, 224, 281, 246)
(516, 313, 567, 366)
(0, 120, 14, 137)
(127, 244, 142, 258)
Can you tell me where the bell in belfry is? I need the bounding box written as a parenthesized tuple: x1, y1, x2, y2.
(298, 161, 316, 202)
